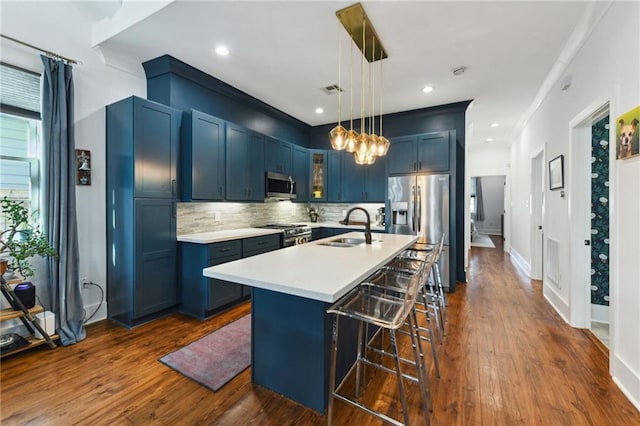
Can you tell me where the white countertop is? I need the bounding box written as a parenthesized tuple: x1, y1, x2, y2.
(203, 232, 417, 303)
(178, 222, 385, 244)
(177, 228, 282, 244)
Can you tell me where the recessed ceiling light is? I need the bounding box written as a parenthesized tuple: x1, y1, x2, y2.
(315, 107, 324, 114)
(215, 46, 230, 56)
(484, 138, 494, 143)
(422, 85, 434, 93)
(490, 122, 499, 128)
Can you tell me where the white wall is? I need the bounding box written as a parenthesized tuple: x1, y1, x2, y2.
(0, 2, 147, 324)
(509, 2, 640, 409)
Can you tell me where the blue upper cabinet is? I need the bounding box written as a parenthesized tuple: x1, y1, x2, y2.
(341, 152, 386, 202)
(266, 137, 293, 175)
(247, 132, 266, 201)
(417, 131, 450, 173)
(226, 125, 265, 201)
(182, 110, 225, 200)
(388, 131, 450, 174)
(341, 153, 365, 202)
(292, 146, 309, 202)
(327, 150, 342, 202)
(133, 97, 180, 198)
(309, 150, 327, 202)
(388, 135, 418, 175)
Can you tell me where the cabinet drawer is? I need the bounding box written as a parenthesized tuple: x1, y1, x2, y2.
(242, 234, 281, 254)
(207, 240, 242, 259)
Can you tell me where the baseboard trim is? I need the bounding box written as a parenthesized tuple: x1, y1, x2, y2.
(543, 284, 571, 324)
(509, 247, 531, 276)
(612, 353, 640, 412)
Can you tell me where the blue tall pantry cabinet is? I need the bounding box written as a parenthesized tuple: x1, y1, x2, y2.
(106, 96, 181, 327)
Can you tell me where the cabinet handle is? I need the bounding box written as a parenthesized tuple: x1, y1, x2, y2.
(418, 161, 422, 170)
(258, 241, 268, 246)
(220, 247, 231, 253)
(171, 179, 176, 197)
(414, 162, 417, 171)
(219, 186, 223, 197)
(365, 191, 368, 200)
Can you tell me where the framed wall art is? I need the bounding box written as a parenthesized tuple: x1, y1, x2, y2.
(549, 154, 564, 190)
(616, 105, 639, 160)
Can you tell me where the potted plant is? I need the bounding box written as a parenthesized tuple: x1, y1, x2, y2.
(306, 204, 324, 223)
(0, 197, 57, 280)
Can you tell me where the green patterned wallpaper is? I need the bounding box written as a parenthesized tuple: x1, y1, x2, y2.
(591, 115, 609, 306)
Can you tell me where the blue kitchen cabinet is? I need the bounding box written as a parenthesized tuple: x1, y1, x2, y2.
(180, 234, 281, 318)
(226, 124, 265, 201)
(182, 110, 225, 200)
(266, 137, 293, 175)
(292, 146, 309, 202)
(327, 150, 342, 202)
(106, 96, 181, 327)
(388, 131, 450, 174)
(309, 150, 327, 202)
(341, 152, 386, 202)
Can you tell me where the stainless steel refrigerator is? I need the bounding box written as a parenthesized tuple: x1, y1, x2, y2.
(387, 174, 450, 290)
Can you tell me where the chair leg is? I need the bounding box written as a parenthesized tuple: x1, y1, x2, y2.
(355, 318, 364, 398)
(328, 315, 340, 426)
(410, 311, 433, 419)
(390, 330, 411, 426)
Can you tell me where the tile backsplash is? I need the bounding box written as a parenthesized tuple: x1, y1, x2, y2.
(177, 202, 384, 235)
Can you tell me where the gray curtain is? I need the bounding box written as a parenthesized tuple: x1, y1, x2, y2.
(475, 177, 485, 221)
(41, 55, 85, 345)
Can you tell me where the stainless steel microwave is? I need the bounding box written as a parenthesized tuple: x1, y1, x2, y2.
(265, 171, 297, 200)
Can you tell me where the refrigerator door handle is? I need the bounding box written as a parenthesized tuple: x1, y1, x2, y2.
(417, 185, 422, 233)
(411, 185, 416, 232)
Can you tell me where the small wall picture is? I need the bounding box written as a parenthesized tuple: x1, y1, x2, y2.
(75, 149, 91, 185)
(549, 154, 564, 190)
(616, 105, 639, 160)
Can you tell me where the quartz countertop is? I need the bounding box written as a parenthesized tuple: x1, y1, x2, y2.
(177, 228, 282, 244)
(203, 232, 417, 302)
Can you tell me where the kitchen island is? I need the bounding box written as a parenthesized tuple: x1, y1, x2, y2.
(203, 232, 418, 412)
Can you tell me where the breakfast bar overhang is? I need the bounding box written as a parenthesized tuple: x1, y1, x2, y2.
(203, 232, 418, 413)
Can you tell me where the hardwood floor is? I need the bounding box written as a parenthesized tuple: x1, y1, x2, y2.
(2, 236, 638, 425)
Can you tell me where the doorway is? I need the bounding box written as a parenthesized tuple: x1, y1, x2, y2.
(530, 149, 545, 280)
(470, 175, 505, 249)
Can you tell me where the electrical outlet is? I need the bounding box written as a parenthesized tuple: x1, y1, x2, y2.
(81, 277, 89, 288)
(213, 211, 220, 222)
(291, 206, 296, 216)
(342, 210, 347, 217)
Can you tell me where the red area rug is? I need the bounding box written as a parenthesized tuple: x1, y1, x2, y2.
(160, 315, 251, 391)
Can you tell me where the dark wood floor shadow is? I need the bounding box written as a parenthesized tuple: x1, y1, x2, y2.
(1, 237, 638, 425)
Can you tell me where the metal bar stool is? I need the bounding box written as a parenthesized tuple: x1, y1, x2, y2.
(372, 252, 441, 378)
(327, 262, 430, 426)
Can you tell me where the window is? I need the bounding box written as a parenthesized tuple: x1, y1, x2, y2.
(0, 63, 42, 229)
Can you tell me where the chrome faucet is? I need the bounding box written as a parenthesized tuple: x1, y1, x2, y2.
(342, 207, 372, 244)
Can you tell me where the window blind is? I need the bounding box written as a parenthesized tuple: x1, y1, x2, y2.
(0, 62, 41, 119)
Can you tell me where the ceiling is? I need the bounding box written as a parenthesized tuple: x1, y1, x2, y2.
(31, 1, 599, 147)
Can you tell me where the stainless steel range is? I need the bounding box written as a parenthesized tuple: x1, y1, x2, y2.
(260, 224, 312, 247)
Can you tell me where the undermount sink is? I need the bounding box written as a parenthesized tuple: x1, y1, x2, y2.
(316, 237, 379, 248)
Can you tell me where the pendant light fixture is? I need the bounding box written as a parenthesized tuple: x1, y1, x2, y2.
(331, 2, 388, 165)
(329, 20, 347, 150)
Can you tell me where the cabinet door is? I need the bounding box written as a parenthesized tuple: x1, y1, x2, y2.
(207, 256, 242, 311)
(188, 111, 225, 200)
(226, 123, 248, 201)
(387, 136, 417, 175)
(293, 146, 309, 202)
(309, 150, 327, 202)
(134, 199, 177, 318)
(327, 151, 342, 202)
(134, 98, 179, 198)
(365, 156, 386, 202)
(341, 152, 365, 202)
(417, 131, 449, 172)
(266, 138, 293, 174)
(247, 132, 266, 201)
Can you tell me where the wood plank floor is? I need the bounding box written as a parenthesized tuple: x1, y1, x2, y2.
(1, 236, 638, 425)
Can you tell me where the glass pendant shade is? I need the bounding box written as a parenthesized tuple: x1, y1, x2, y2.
(354, 147, 376, 164)
(329, 125, 348, 150)
(376, 136, 390, 156)
(345, 129, 359, 152)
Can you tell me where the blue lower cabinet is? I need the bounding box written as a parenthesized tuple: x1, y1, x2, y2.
(179, 234, 282, 319)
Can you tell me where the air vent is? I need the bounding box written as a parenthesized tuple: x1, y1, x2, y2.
(321, 84, 344, 95)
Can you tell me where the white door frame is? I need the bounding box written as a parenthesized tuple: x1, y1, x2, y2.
(530, 147, 545, 280)
(568, 97, 612, 331)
